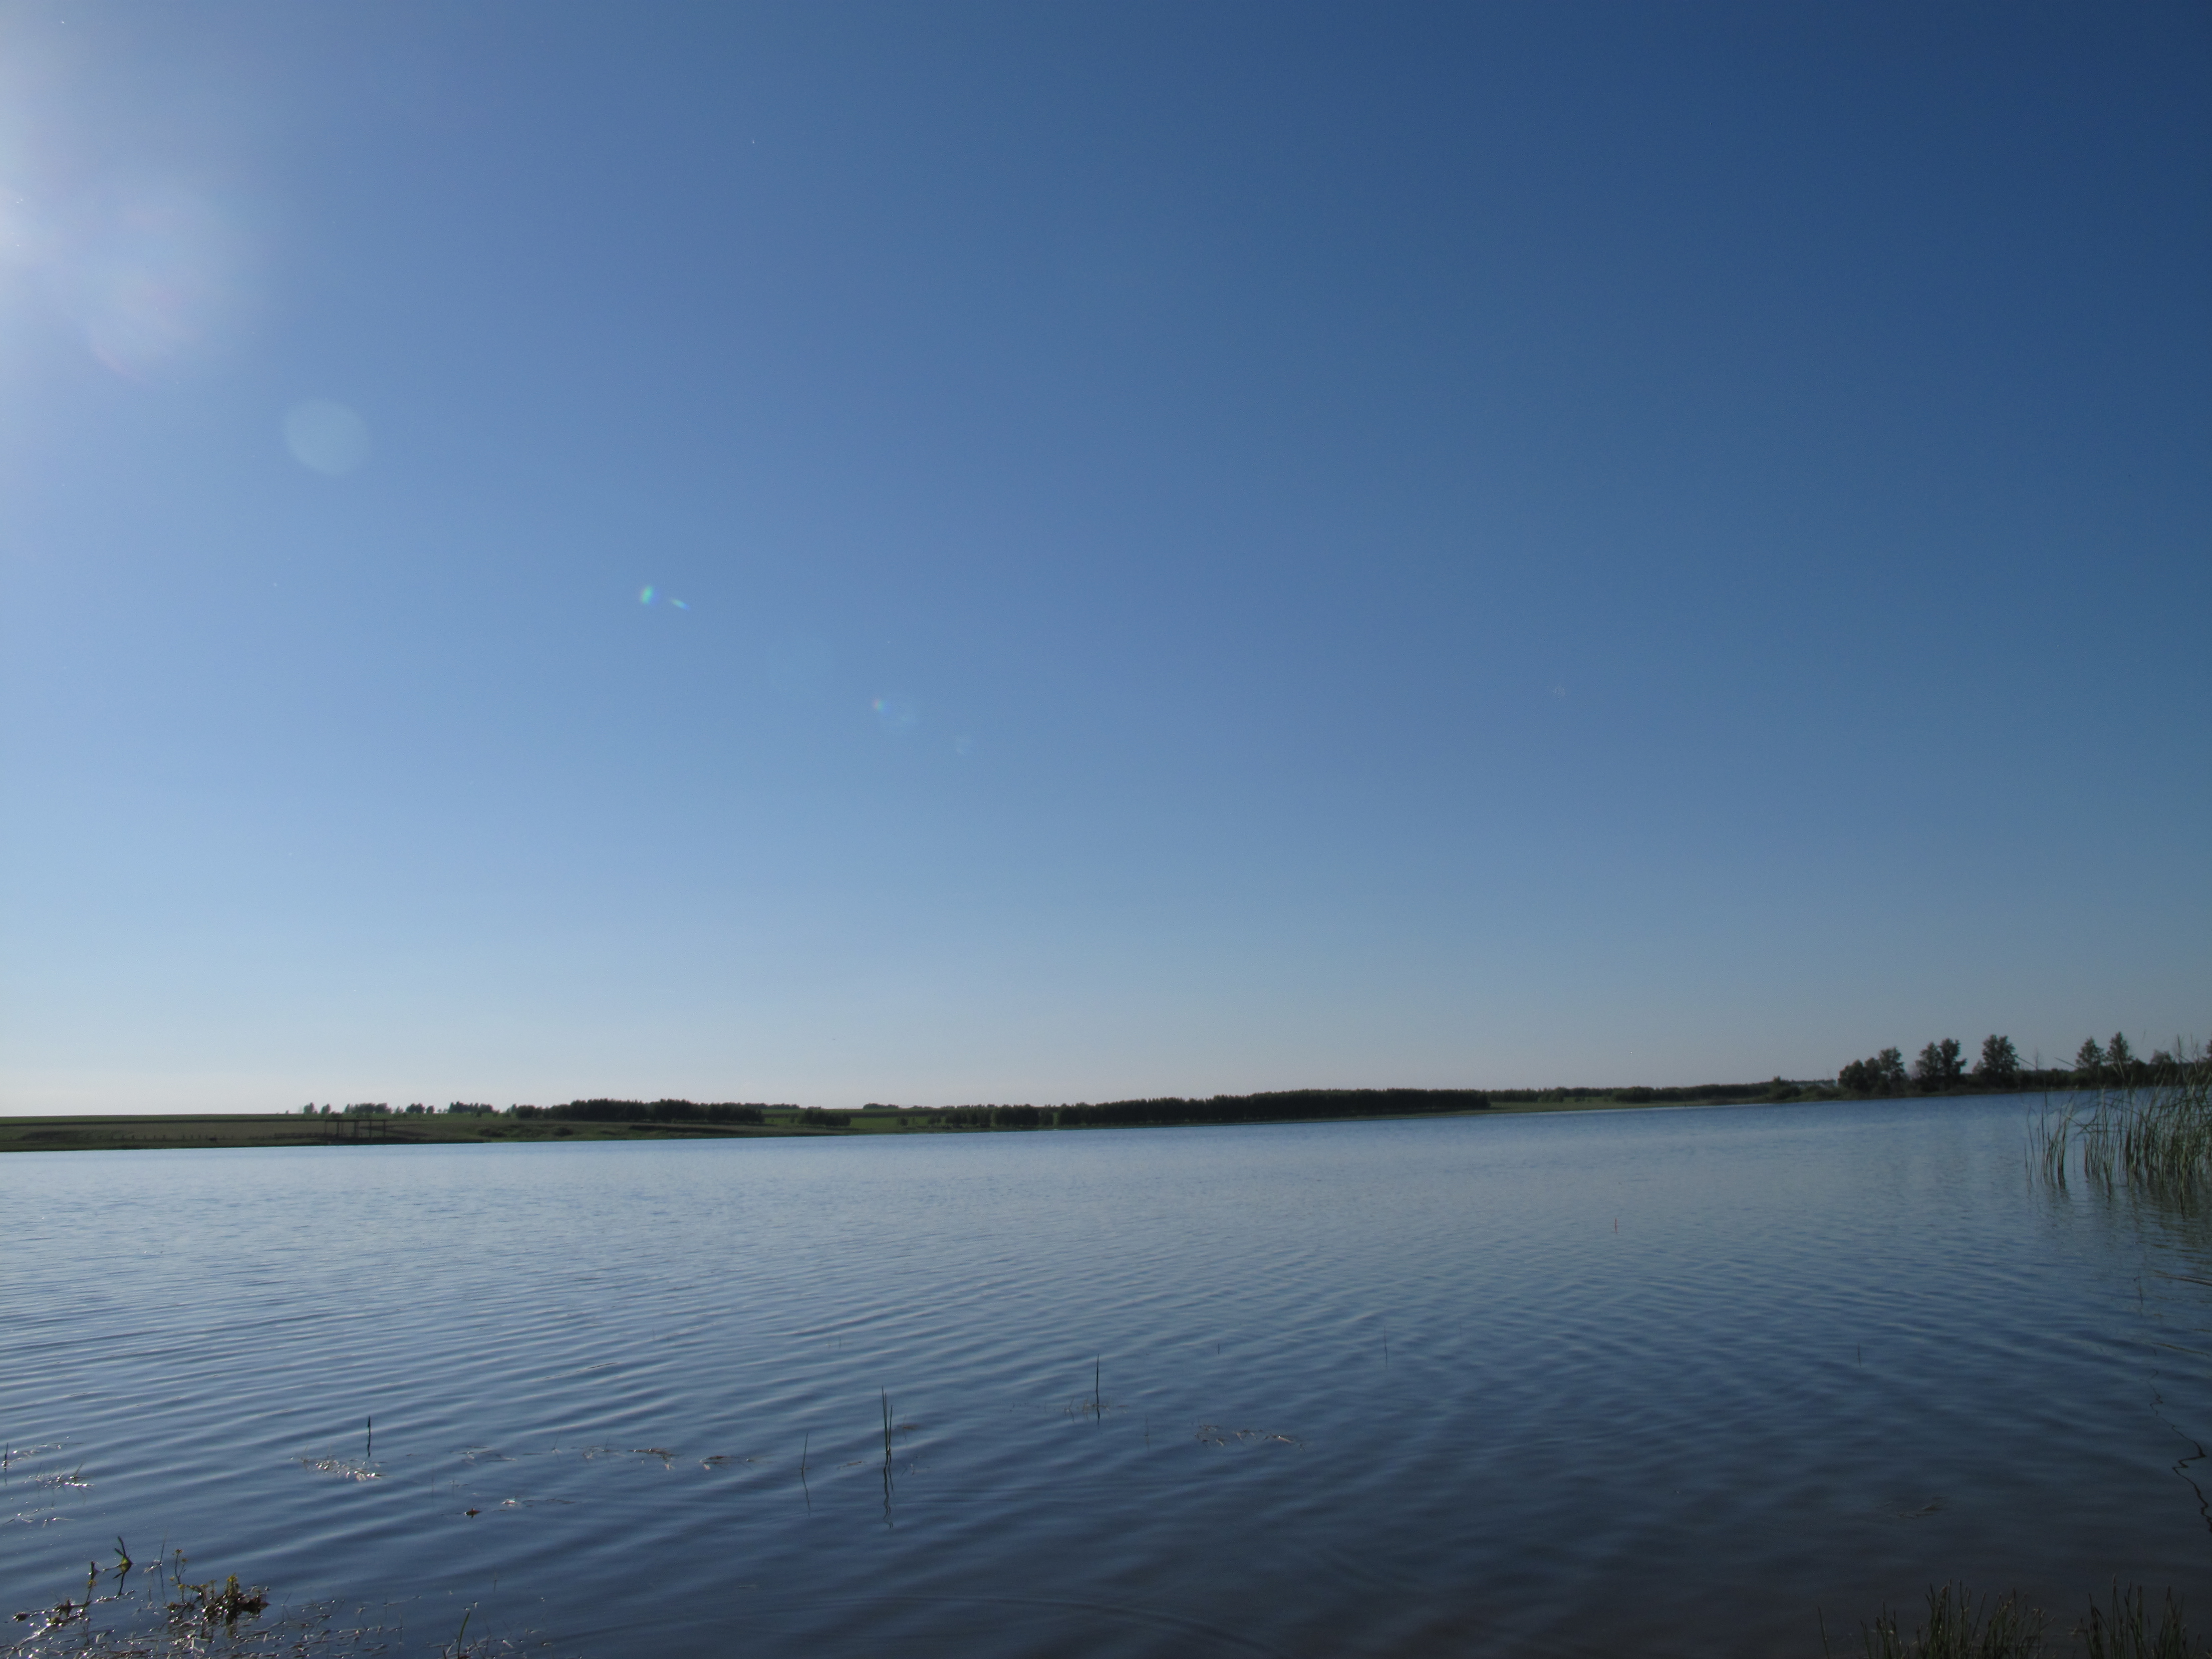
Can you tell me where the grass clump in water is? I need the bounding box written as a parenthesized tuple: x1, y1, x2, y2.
(8, 1554, 551, 1659)
(1836, 1583, 2207, 1659)
(1853, 1583, 2046, 1658)
(2079, 1584, 2201, 1659)
(2039, 1045, 2212, 1203)
(167, 1572, 268, 1629)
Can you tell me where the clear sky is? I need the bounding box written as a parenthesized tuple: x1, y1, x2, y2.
(1, 3, 2205, 1114)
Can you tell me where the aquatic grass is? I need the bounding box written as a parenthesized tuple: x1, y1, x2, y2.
(2079, 1583, 2200, 1659)
(1850, 1583, 2045, 1659)
(1832, 1583, 2207, 1659)
(2038, 1046, 2212, 1204)
(9, 1556, 550, 1659)
(169, 1573, 268, 1629)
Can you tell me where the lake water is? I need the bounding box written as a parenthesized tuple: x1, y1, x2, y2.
(6, 1096, 2210, 1657)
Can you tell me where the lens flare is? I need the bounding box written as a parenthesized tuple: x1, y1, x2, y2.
(872, 694, 918, 735)
(7, 175, 252, 377)
(639, 586, 655, 606)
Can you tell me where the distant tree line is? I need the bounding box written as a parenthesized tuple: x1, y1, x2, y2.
(1511, 1081, 1803, 1105)
(282, 1085, 1798, 1132)
(300, 1101, 499, 1117)
(1833, 1032, 2191, 1097)
(2064, 1032, 2194, 1085)
(1838, 1036, 2018, 1095)
(495, 1089, 1497, 1131)
(1051, 1088, 1492, 1128)
(291, 1050, 2203, 1135)
(510, 1099, 782, 1125)
(937, 1104, 1049, 1129)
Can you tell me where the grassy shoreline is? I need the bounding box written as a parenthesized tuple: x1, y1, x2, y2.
(0, 1083, 1869, 1154)
(0, 1112, 850, 1154)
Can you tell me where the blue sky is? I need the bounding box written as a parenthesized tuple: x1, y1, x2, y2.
(2, 3, 2205, 1113)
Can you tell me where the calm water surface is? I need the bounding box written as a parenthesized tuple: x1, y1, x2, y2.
(6, 1098, 2209, 1656)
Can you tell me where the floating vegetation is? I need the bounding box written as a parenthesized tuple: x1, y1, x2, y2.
(1884, 1496, 1947, 1521)
(2, 1440, 65, 1473)
(4, 1447, 92, 1534)
(168, 1572, 268, 1628)
(575, 1443, 652, 1462)
(1193, 1424, 1303, 1450)
(299, 1456, 381, 1482)
(10, 1552, 272, 1656)
(2039, 1048, 2212, 1204)
(6, 1548, 567, 1659)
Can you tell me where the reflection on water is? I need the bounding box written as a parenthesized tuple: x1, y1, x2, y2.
(4, 1097, 2208, 1657)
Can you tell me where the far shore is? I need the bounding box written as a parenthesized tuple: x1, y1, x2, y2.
(0, 1079, 2065, 1155)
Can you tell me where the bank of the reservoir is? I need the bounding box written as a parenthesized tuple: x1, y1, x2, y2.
(0, 1076, 2042, 1153)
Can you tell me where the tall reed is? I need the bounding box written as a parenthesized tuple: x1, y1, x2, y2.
(2080, 1582, 2197, 1659)
(1853, 1583, 2044, 1659)
(2039, 1046, 2212, 1204)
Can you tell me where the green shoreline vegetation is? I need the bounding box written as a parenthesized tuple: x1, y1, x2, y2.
(0, 1081, 1900, 1154)
(3, 1031, 2199, 1155)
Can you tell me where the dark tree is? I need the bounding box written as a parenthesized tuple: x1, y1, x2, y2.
(2108, 1032, 2135, 1068)
(1913, 1039, 1965, 1090)
(1052, 1087, 1491, 1129)
(2075, 1037, 2105, 1075)
(1840, 1049, 1910, 1095)
(1975, 1034, 2021, 1086)
(1876, 1047, 1908, 1093)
